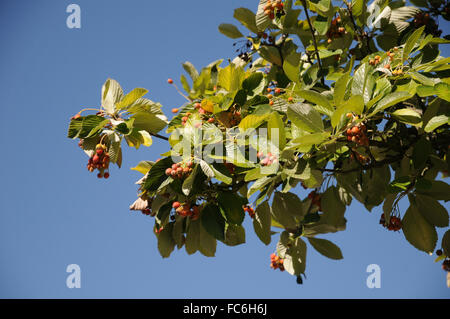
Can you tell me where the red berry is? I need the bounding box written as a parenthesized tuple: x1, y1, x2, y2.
(104, 172, 110, 179)
(97, 173, 103, 178)
(165, 168, 172, 175)
(172, 202, 181, 209)
(92, 155, 100, 164)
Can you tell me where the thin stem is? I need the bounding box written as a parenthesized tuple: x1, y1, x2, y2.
(301, 0, 325, 85)
(150, 133, 169, 141)
(172, 83, 192, 102)
(317, 153, 404, 174)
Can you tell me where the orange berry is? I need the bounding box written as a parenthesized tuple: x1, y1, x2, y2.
(167, 78, 173, 84)
(172, 108, 179, 113)
(269, 100, 274, 106)
(288, 97, 293, 102)
(275, 88, 281, 94)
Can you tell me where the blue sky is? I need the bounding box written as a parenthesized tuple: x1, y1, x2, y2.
(0, 0, 449, 298)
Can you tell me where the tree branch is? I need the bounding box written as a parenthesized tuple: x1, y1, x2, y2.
(316, 153, 404, 174)
(150, 133, 169, 141)
(301, 0, 325, 85)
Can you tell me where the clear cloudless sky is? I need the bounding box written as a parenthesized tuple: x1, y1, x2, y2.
(0, 0, 449, 298)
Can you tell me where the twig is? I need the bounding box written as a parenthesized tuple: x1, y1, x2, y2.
(150, 133, 169, 141)
(301, 0, 325, 85)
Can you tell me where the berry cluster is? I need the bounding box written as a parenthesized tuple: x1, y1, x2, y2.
(181, 112, 193, 126)
(257, 151, 278, 166)
(243, 205, 255, 219)
(141, 208, 153, 216)
(327, 16, 346, 43)
(270, 253, 285, 271)
(87, 144, 110, 179)
(345, 121, 369, 146)
(379, 213, 402, 231)
(165, 161, 193, 179)
(369, 55, 381, 66)
(350, 150, 370, 164)
(267, 86, 284, 106)
(307, 191, 321, 211)
(414, 12, 441, 37)
(263, 0, 284, 20)
(224, 106, 241, 127)
(172, 201, 200, 220)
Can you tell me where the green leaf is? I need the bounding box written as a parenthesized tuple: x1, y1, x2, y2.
(308, 237, 343, 260)
(403, 26, 425, 62)
(271, 192, 302, 229)
(210, 163, 233, 184)
(370, 91, 413, 115)
(287, 103, 324, 133)
(267, 112, 286, 150)
(297, 89, 333, 111)
(218, 64, 245, 92)
(201, 204, 226, 241)
(286, 132, 330, 152)
(224, 223, 246, 246)
(199, 221, 217, 257)
(131, 112, 167, 134)
(434, 83, 450, 102)
(182, 165, 198, 196)
(280, 237, 307, 276)
(248, 176, 274, 197)
(333, 72, 350, 106)
(234, 7, 258, 34)
(253, 201, 272, 245)
(116, 88, 148, 111)
(402, 204, 437, 254)
(351, 63, 373, 103)
(239, 113, 271, 131)
(143, 157, 174, 192)
(101, 78, 123, 114)
(412, 136, 432, 169)
(218, 192, 247, 225)
(259, 45, 282, 66)
(416, 180, 450, 201)
(218, 23, 244, 39)
(67, 115, 108, 139)
(130, 161, 153, 175)
(185, 219, 200, 255)
(125, 129, 152, 149)
(321, 186, 346, 219)
(256, 0, 271, 31)
(424, 115, 449, 132)
(182, 61, 199, 82)
(415, 194, 449, 227)
(243, 72, 263, 93)
(180, 74, 191, 94)
(313, 15, 330, 35)
(442, 230, 450, 257)
(390, 108, 422, 125)
(331, 95, 364, 128)
(157, 223, 175, 258)
(283, 52, 301, 83)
